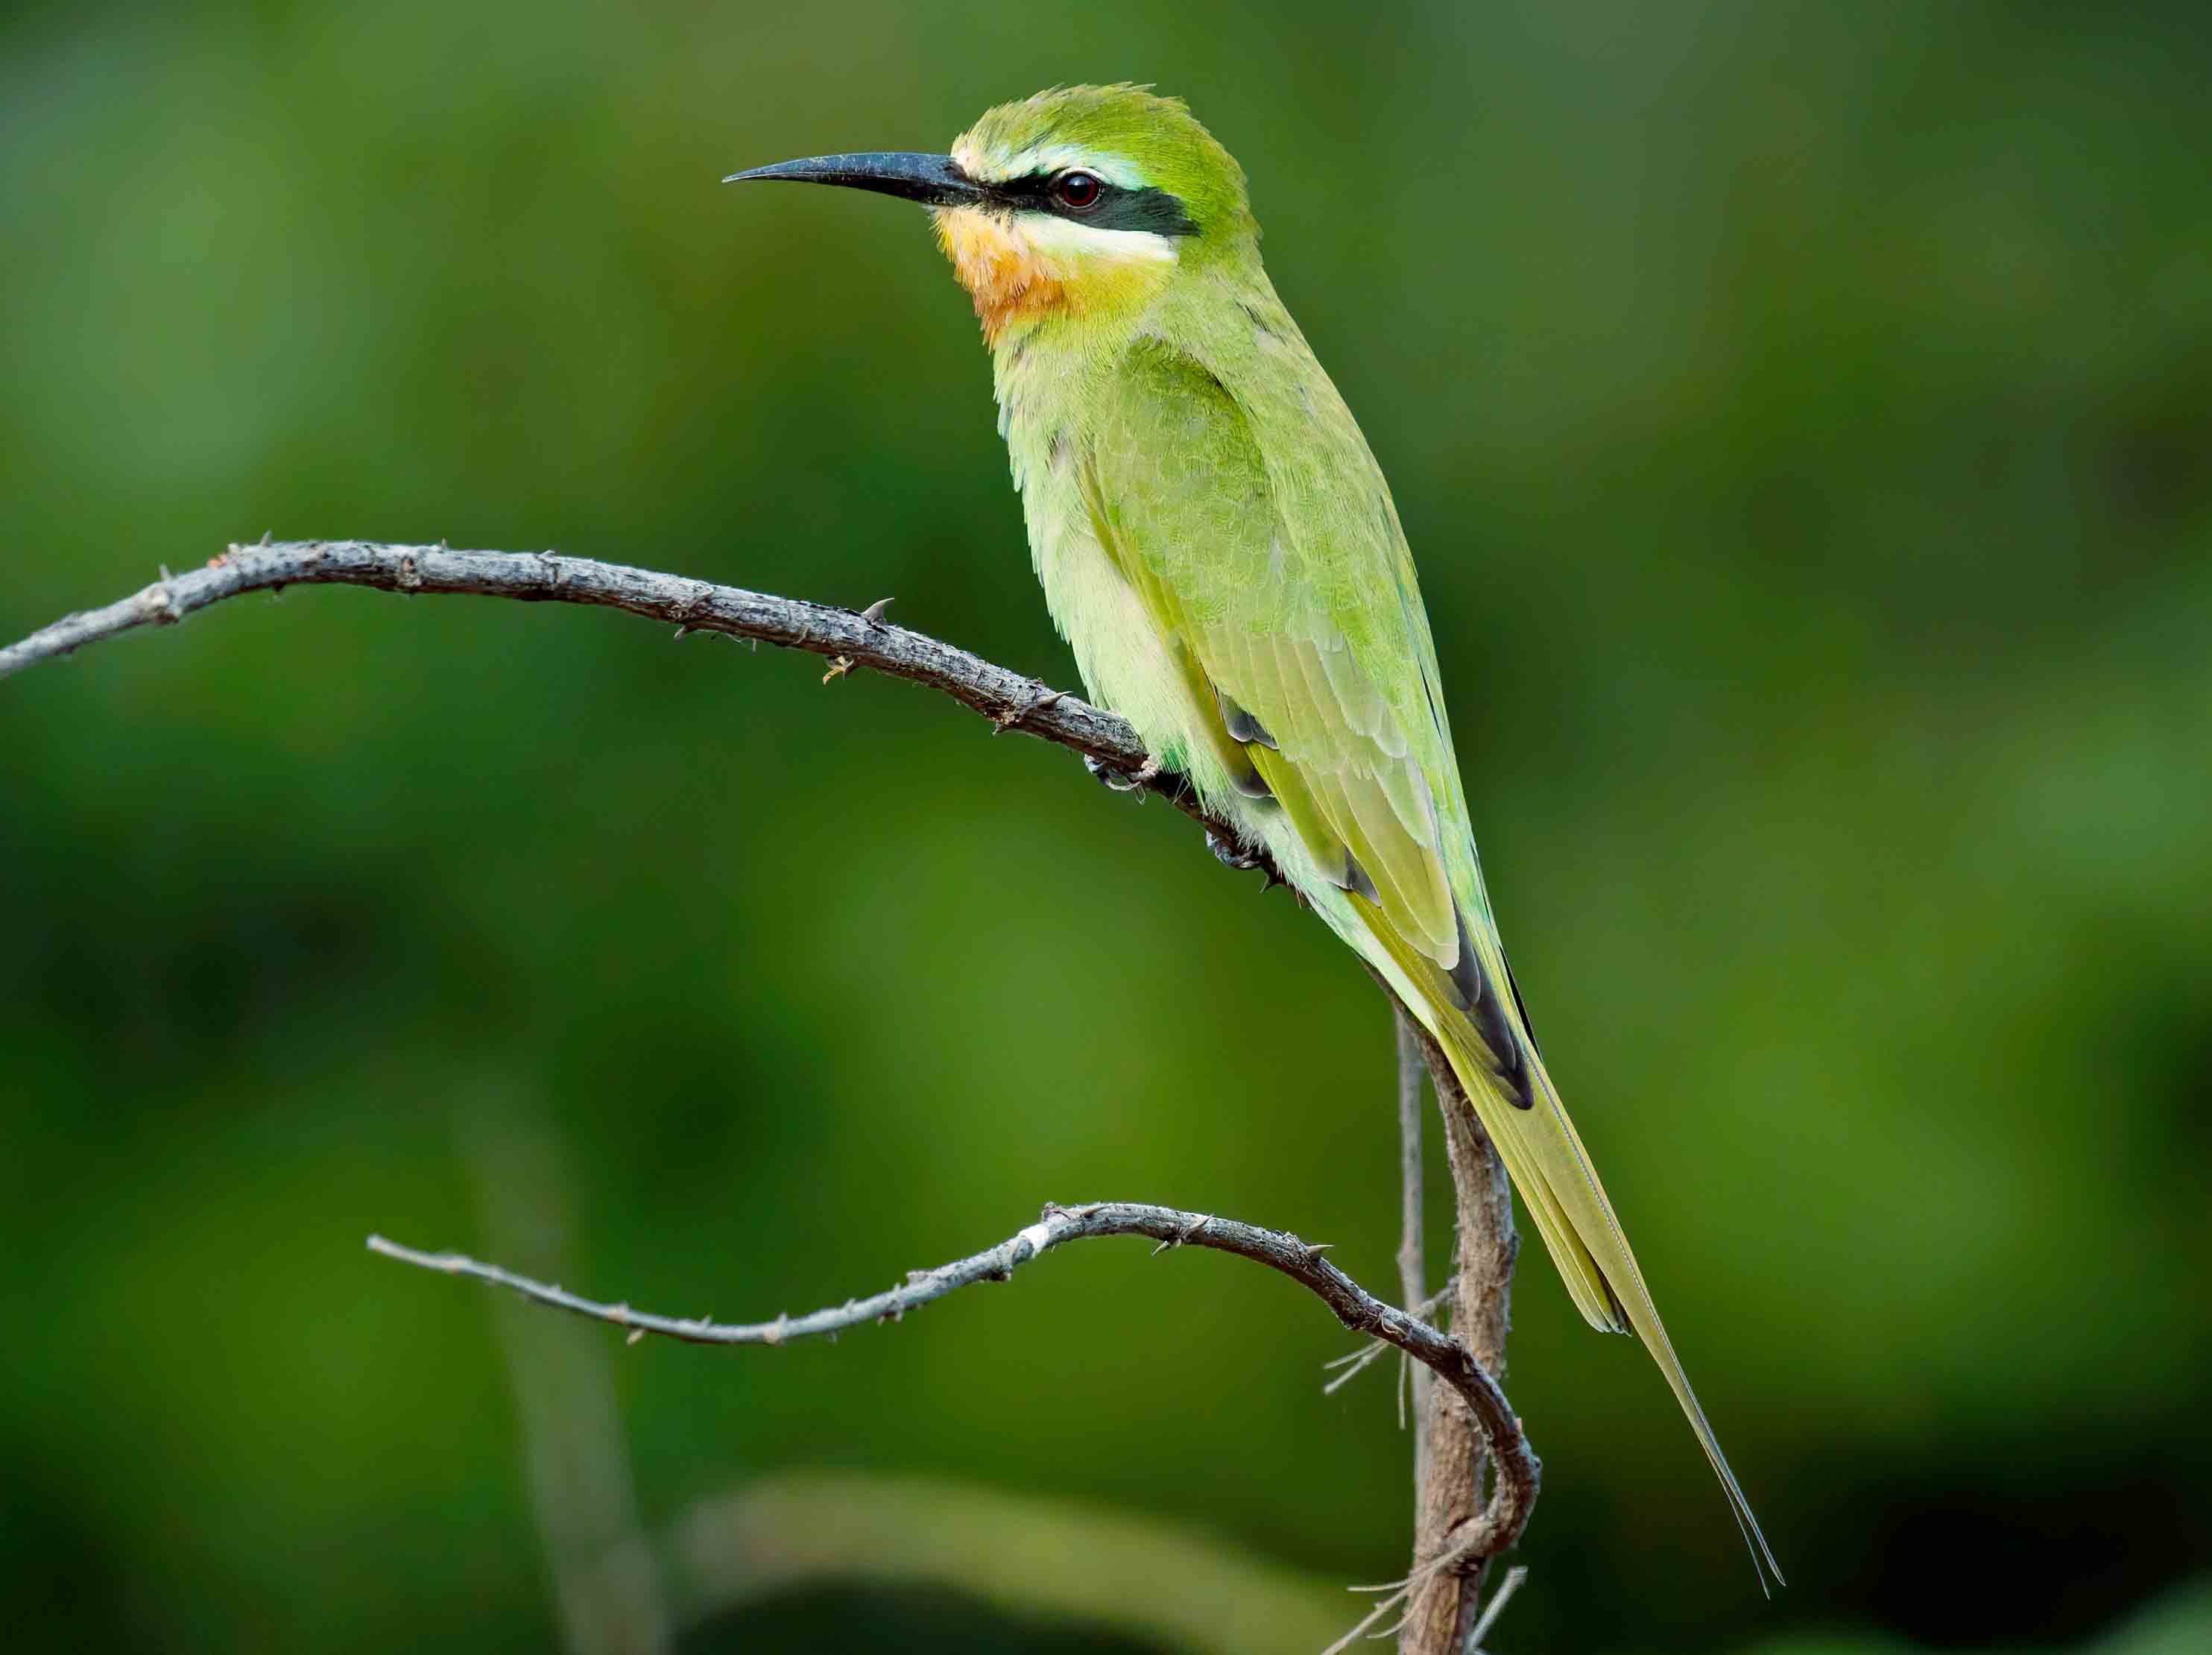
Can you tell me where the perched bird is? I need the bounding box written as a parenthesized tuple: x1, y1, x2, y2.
(729, 84, 1779, 1584)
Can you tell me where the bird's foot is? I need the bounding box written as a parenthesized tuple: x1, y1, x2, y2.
(1205, 830, 1265, 871)
(1084, 753, 1164, 795)
(1205, 830, 1289, 890)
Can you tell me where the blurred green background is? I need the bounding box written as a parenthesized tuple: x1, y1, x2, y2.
(4, 1, 2208, 1650)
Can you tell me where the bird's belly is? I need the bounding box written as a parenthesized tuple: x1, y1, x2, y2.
(1011, 432, 1381, 904)
(1020, 470, 1217, 784)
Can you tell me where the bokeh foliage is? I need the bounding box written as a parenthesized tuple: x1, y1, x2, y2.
(3, 1, 2207, 1650)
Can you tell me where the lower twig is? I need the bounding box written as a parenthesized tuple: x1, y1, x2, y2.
(1464, 1564, 1530, 1652)
(367, 1199, 1538, 1577)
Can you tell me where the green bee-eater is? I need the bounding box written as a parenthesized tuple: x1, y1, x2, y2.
(730, 83, 1778, 1583)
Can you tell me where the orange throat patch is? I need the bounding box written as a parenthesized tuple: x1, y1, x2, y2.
(932, 208, 1066, 344)
(932, 206, 1176, 346)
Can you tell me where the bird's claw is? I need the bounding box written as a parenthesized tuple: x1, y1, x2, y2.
(1084, 753, 1163, 795)
(1206, 830, 1265, 871)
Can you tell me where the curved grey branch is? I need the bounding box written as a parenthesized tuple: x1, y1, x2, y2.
(370, 1200, 1538, 1560)
(0, 538, 1264, 862)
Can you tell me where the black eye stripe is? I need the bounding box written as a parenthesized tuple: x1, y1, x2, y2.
(990, 170, 1199, 237)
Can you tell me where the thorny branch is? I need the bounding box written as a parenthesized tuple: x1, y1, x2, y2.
(0, 540, 1265, 865)
(367, 1198, 1535, 1569)
(371, 1194, 1530, 1548)
(6, 540, 1537, 1650)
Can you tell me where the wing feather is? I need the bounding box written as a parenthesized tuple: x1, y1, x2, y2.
(1072, 318, 1782, 1586)
(1087, 336, 1463, 967)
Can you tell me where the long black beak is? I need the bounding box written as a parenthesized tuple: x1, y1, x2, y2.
(721, 151, 989, 209)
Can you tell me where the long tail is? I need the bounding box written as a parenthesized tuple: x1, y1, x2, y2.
(1413, 963, 1786, 1592)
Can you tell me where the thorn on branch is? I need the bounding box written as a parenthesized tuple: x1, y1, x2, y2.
(859, 596, 894, 625)
(675, 584, 712, 640)
(993, 684, 1065, 734)
(1150, 1212, 1211, 1255)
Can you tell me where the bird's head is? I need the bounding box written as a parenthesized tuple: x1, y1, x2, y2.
(726, 85, 1252, 344)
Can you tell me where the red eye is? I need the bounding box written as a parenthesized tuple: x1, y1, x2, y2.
(1055, 171, 1102, 210)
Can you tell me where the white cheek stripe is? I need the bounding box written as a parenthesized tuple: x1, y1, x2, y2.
(1020, 212, 1179, 265)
